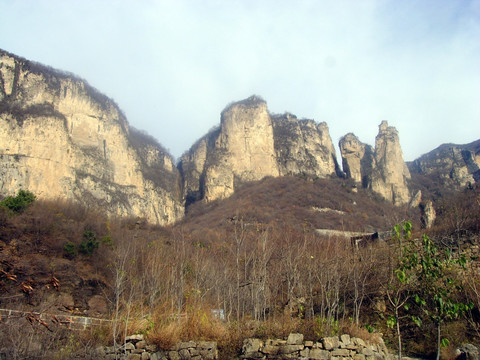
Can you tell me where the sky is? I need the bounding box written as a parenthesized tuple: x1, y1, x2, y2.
(1, 0, 479, 162)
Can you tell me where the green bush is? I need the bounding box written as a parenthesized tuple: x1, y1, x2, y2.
(79, 230, 99, 255)
(63, 241, 77, 259)
(101, 234, 114, 248)
(1, 190, 36, 213)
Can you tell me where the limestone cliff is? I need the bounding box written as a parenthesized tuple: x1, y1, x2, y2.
(339, 121, 411, 205)
(180, 96, 339, 203)
(7, 49, 467, 217)
(180, 96, 279, 202)
(272, 114, 339, 178)
(179, 135, 210, 206)
(338, 133, 374, 188)
(408, 140, 480, 190)
(371, 121, 411, 205)
(0, 49, 183, 224)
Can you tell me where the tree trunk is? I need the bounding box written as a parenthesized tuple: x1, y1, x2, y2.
(436, 322, 441, 360)
(395, 307, 402, 360)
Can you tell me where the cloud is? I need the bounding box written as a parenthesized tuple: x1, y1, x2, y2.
(1, 0, 479, 161)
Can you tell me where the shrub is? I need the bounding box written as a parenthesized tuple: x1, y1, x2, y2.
(1, 190, 36, 213)
(101, 234, 114, 248)
(63, 241, 77, 259)
(79, 230, 99, 255)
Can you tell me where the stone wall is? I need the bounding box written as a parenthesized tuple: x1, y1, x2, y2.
(241, 333, 390, 360)
(99, 333, 390, 360)
(99, 335, 218, 360)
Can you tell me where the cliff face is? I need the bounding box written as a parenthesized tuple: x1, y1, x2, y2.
(371, 121, 411, 204)
(0, 50, 183, 224)
(204, 97, 280, 202)
(5, 49, 475, 219)
(179, 96, 340, 203)
(408, 140, 480, 190)
(272, 114, 339, 178)
(338, 133, 374, 188)
(181, 96, 280, 202)
(339, 121, 411, 205)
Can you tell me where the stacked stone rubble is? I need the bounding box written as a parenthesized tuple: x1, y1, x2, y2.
(99, 335, 218, 360)
(241, 333, 390, 360)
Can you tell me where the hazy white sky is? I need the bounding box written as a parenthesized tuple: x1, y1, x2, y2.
(1, 0, 479, 161)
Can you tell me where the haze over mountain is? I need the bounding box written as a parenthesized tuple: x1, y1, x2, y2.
(0, 27, 480, 357)
(1, 0, 479, 161)
(1, 49, 479, 224)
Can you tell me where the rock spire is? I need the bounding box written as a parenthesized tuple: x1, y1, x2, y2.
(339, 121, 411, 205)
(179, 96, 340, 203)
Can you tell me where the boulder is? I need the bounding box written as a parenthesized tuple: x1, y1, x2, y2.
(286, 333, 304, 345)
(242, 338, 263, 356)
(322, 336, 339, 350)
(421, 200, 436, 229)
(455, 343, 480, 360)
(126, 335, 145, 343)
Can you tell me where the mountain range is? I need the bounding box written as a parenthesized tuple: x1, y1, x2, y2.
(1, 49, 479, 225)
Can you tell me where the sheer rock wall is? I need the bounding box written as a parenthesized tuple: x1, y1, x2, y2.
(273, 114, 339, 178)
(371, 121, 411, 204)
(5, 49, 475, 220)
(339, 121, 411, 205)
(180, 96, 340, 203)
(0, 50, 183, 224)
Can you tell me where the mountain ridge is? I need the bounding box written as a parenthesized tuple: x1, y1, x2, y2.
(0, 48, 183, 224)
(1, 49, 479, 224)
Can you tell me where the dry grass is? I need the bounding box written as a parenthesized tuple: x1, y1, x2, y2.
(148, 303, 227, 350)
(182, 175, 412, 234)
(249, 312, 303, 340)
(339, 320, 382, 344)
(0, 317, 104, 359)
(1, 180, 479, 359)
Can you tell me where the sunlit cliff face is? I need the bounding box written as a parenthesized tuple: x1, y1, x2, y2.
(0, 50, 184, 225)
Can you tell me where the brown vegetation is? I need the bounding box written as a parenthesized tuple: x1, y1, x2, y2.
(0, 181, 479, 358)
(183, 175, 418, 234)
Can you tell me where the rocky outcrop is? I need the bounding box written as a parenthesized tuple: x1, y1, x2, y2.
(371, 121, 411, 204)
(272, 114, 339, 178)
(339, 121, 411, 205)
(9, 49, 476, 219)
(408, 189, 422, 208)
(408, 140, 480, 190)
(421, 200, 436, 229)
(180, 96, 280, 202)
(202, 96, 280, 201)
(0, 49, 183, 224)
(179, 136, 210, 206)
(180, 96, 339, 203)
(339, 133, 374, 188)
